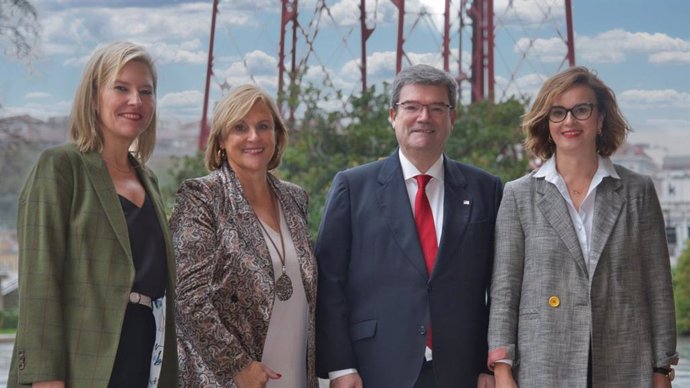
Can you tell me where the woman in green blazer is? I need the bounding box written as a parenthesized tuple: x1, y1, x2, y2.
(7, 42, 177, 388)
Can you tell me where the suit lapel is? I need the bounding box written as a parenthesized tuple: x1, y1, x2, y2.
(435, 159, 471, 279)
(376, 154, 428, 279)
(535, 178, 589, 276)
(81, 150, 132, 260)
(589, 177, 624, 275)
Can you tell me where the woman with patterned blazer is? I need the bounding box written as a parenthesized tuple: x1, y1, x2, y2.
(488, 66, 678, 388)
(7, 42, 177, 388)
(171, 84, 317, 388)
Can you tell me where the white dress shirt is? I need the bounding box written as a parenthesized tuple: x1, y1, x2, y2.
(401, 150, 445, 362)
(534, 155, 619, 279)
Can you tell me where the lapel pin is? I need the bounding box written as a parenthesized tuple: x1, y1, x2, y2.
(463, 200, 470, 206)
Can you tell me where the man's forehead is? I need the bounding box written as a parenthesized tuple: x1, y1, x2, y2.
(399, 83, 448, 100)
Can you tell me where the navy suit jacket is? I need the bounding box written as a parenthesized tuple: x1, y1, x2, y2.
(315, 151, 502, 387)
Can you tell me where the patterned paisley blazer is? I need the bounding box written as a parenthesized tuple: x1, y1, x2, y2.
(170, 163, 317, 388)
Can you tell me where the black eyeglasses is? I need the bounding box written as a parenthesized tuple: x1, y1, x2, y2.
(548, 103, 595, 123)
(394, 101, 454, 117)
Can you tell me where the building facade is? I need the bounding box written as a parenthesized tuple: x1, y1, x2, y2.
(614, 145, 690, 266)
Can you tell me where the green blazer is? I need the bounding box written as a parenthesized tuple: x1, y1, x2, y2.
(7, 143, 178, 387)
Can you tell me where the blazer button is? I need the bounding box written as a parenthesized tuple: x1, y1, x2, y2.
(18, 351, 25, 370)
(419, 325, 426, 335)
(230, 294, 239, 303)
(548, 295, 561, 308)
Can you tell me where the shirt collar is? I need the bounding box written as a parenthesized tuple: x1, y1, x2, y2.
(533, 154, 620, 184)
(398, 150, 445, 183)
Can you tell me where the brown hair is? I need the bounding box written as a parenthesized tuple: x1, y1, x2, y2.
(204, 84, 288, 171)
(523, 66, 630, 159)
(69, 41, 158, 163)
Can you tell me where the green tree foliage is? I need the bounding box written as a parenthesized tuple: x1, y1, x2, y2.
(673, 240, 690, 335)
(0, 307, 18, 329)
(0, 138, 44, 227)
(447, 97, 529, 183)
(280, 85, 529, 237)
(279, 84, 398, 234)
(160, 151, 207, 214)
(161, 85, 529, 238)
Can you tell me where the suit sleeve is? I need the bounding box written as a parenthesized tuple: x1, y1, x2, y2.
(639, 176, 678, 367)
(315, 172, 357, 377)
(15, 149, 73, 383)
(171, 179, 253, 385)
(487, 182, 524, 367)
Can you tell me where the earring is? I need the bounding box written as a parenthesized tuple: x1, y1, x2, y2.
(218, 148, 226, 162)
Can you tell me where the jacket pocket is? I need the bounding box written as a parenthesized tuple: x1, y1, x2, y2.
(350, 319, 377, 341)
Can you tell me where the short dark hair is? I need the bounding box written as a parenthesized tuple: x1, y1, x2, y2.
(390, 64, 458, 108)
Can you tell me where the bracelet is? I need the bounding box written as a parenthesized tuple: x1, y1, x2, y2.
(653, 367, 675, 382)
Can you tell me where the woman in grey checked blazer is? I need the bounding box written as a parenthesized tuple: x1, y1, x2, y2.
(488, 66, 678, 388)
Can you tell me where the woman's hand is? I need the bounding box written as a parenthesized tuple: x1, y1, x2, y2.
(493, 363, 518, 388)
(652, 371, 672, 388)
(33, 381, 65, 388)
(233, 361, 281, 388)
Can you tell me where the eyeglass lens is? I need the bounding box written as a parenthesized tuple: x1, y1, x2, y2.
(549, 103, 593, 122)
(398, 102, 451, 115)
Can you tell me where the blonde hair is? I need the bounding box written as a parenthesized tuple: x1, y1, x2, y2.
(69, 41, 158, 163)
(523, 66, 630, 159)
(205, 84, 289, 171)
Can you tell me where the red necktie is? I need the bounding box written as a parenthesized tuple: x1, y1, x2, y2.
(414, 174, 437, 349)
(414, 174, 438, 277)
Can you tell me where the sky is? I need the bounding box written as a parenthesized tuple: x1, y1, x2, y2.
(1, 0, 689, 159)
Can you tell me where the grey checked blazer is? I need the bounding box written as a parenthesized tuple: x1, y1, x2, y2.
(488, 163, 677, 388)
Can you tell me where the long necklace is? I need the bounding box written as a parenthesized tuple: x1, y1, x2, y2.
(256, 194, 293, 301)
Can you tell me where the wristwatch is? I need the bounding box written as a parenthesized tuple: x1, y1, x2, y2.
(653, 366, 675, 382)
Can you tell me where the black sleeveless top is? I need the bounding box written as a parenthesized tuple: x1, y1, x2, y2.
(119, 194, 167, 298)
(108, 194, 168, 388)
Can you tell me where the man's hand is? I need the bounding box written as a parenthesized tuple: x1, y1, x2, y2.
(477, 372, 495, 388)
(330, 372, 363, 388)
(493, 363, 518, 388)
(233, 361, 281, 388)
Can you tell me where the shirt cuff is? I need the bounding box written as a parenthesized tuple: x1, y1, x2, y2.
(329, 368, 358, 380)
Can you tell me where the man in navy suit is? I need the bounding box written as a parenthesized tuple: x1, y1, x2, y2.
(315, 64, 500, 388)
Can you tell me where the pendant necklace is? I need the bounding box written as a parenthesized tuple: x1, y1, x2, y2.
(256, 193, 293, 301)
